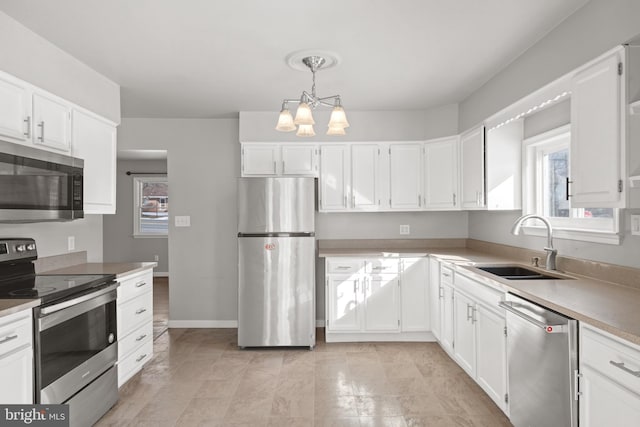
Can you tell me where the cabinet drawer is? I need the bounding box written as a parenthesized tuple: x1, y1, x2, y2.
(118, 291, 153, 338)
(455, 272, 503, 311)
(581, 325, 640, 394)
(117, 270, 153, 304)
(118, 321, 153, 360)
(118, 336, 153, 386)
(366, 259, 399, 274)
(0, 310, 32, 357)
(327, 259, 364, 274)
(441, 265, 454, 286)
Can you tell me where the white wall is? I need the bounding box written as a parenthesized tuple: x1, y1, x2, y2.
(103, 159, 169, 272)
(0, 11, 120, 263)
(0, 11, 120, 124)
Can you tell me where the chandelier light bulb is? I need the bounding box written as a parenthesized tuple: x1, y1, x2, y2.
(275, 108, 296, 132)
(328, 105, 350, 129)
(326, 125, 346, 136)
(296, 124, 316, 137)
(293, 102, 315, 125)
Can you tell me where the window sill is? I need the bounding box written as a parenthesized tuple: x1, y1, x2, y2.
(132, 234, 168, 239)
(521, 225, 621, 245)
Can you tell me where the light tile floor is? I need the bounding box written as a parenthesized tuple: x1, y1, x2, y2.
(96, 329, 513, 426)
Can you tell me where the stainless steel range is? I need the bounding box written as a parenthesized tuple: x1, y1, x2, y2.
(0, 238, 119, 427)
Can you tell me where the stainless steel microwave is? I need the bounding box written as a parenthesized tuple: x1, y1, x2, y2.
(0, 140, 83, 222)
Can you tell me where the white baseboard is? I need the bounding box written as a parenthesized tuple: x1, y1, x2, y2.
(325, 331, 436, 343)
(154, 272, 169, 277)
(168, 320, 237, 328)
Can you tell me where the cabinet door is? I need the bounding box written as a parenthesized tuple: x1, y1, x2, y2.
(475, 304, 507, 412)
(453, 291, 476, 376)
(424, 137, 458, 209)
(428, 257, 441, 340)
(440, 283, 455, 355)
(389, 144, 422, 209)
(72, 110, 117, 214)
(400, 258, 429, 332)
(460, 126, 485, 209)
(33, 92, 71, 152)
(351, 144, 381, 211)
(282, 145, 318, 176)
(0, 73, 31, 143)
(0, 345, 33, 404)
(319, 145, 350, 211)
(242, 144, 279, 176)
(364, 275, 400, 332)
(570, 49, 625, 208)
(580, 364, 640, 427)
(326, 275, 361, 332)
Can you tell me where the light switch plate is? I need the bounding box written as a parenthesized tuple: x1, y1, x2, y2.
(631, 214, 640, 236)
(67, 236, 75, 251)
(175, 216, 191, 227)
(399, 224, 410, 235)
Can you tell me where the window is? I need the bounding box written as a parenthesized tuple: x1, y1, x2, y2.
(524, 125, 619, 243)
(133, 176, 169, 237)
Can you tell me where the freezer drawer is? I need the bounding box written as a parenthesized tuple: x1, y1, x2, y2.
(238, 236, 315, 347)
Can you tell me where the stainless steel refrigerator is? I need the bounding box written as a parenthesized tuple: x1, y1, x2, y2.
(237, 177, 315, 348)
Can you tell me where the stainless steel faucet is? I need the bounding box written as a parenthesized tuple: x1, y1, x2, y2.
(510, 214, 557, 270)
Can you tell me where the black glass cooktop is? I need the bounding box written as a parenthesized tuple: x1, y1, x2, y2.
(0, 273, 116, 304)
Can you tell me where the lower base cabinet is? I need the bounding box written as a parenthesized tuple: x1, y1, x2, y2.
(116, 269, 154, 387)
(579, 323, 640, 426)
(0, 309, 33, 404)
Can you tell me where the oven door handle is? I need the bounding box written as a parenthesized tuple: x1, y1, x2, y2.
(38, 283, 118, 331)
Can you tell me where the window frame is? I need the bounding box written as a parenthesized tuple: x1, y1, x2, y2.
(523, 125, 620, 245)
(133, 175, 169, 238)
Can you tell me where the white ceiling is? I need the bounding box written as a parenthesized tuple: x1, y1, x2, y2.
(0, 0, 588, 118)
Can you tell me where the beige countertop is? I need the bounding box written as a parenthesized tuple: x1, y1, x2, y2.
(0, 299, 40, 318)
(43, 262, 157, 278)
(320, 245, 640, 346)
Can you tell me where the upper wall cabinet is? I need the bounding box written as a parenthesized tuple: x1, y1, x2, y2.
(32, 92, 72, 153)
(72, 109, 117, 214)
(241, 143, 318, 177)
(389, 143, 423, 210)
(460, 126, 485, 209)
(423, 136, 459, 210)
(570, 47, 626, 208)
(319, 144, 350, 211)
(0, 73, 31, 143)
(485, 119, 522, 210)
(351, 144, 382, 211)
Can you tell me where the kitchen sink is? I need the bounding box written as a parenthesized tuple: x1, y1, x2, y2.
(477, 265, 568, 280)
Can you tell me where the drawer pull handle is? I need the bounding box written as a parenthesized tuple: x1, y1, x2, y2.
(0, 334, 18, 345)
(135, 281, 147, 288)
(135, 308, 147, 315)
(372, 266, 389, 270)
(609, 361, 640, 377)
(336, 266, 351, 270)
(136, 334, 147, 342)
(81, 370, 92, 378)
(136, 354, 147, 362)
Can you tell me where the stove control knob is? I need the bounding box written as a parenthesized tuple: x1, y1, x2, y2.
(16, 244, 26, 252)
(26, 243, 36, 251)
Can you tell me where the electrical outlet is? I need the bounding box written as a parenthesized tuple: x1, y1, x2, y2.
(631, 214, 640, 236)
(154, 255, 160, 262)
(175, 216, 191, 227)
(399, 224, 410, 235)
(67, 236, 75, 251)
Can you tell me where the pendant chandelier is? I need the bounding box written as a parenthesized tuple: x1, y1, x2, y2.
(275, 55, 349, 137)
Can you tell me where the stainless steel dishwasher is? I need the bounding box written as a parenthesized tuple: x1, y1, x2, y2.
(499, 293, 578, 427)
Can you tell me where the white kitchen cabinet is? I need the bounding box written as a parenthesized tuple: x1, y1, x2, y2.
(401, 258, 429, 332)
(351, 144, 381, 211)
(364, 274, 400, 332)
(453, 289, 476, 375)
(579, 323, 640, 426)
(326, 275, 362, 332)
(241, 144, 279, 176)
(117, 269, 154, 387)
(570, 47, 626, 208)
(423, 136, 459, 210)
(319, 145, 350, 211)
(281, 144, 317, 175)
(460, 125, 485, 209)
(32, 91, 71, 153)
(485, 119, 522, 210)
(476, 303, 508, 412)
(439, 264, 455, 355)
(0, 71, 31, 144)
(0, 309, 33, 404)
(389, 144, 422, 210)
(428, 257, 441, 340)
(72, 109, 117, 214)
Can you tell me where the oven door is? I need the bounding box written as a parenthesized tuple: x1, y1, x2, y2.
(35, 283, 118, 404)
